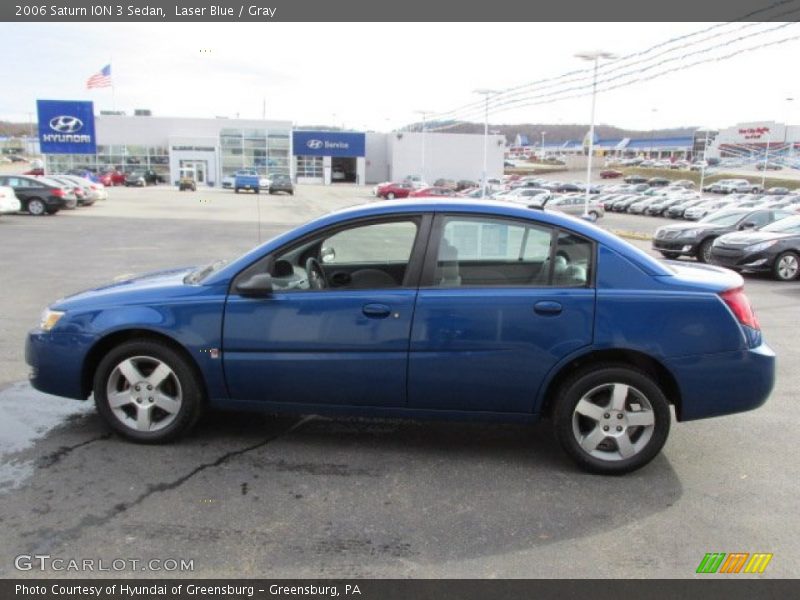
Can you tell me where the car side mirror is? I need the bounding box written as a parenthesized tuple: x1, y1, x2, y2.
(321, 247, 336, 263)
(740, 222, 756, 230)
(236, 273, 273, 297)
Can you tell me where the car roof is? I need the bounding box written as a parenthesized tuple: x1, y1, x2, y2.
(204, 199, 672, 285)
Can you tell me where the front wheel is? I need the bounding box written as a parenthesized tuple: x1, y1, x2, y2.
(553, 364, 671, 475)
(386, 192, 395, 200)
(696, 238, 714, 263)
(93, 340, 205, 443)
(773, 251, 800, 281)
(588, 210, 600, 222)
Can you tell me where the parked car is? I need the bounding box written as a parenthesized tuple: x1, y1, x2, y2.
(647, 177, 671, 187)
(718, 179, 762, 194)
(409, 186, 457, 198)
(234, 169, 260, 194)
(600, 169, 623, 179)
(612, 195, 646, 212)
(628, 196, 664, 215)
(666, 198, 708, 219)
(653, 208, 793, 262)
(99, 170, 126, 187)
(221, 176, 235, 189)
(124, 172, 147, 187)
(376, 182, 415, 199)
(670, 180, 696, 189)
(645, 196, 691, 217)
(48, 175, 96, 206)
(0, 185, 22, 215)
(178, 174, 197, 192)
(25, 199, 775, 474)
(684, 199, 734, 221)
(433, 179, 458, 190)
(59, 175, 108, 203)
(0, 175, 72, 215)
(756, 162, 783, 171)
(23, 168, 45, 176)
(765, 187, 790, 196)
(710, 214, 800, 280)
(623, 175, 648, 184)
(494, 188, 551, 203)
(269, 174, 294, 195)
(542, 195, 605, 221)
(456, 180, 478, 191)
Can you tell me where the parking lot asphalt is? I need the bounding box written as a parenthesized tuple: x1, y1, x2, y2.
(0, 183, 798, 578)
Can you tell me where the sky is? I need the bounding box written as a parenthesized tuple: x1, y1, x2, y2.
(1, 21, 799, 133)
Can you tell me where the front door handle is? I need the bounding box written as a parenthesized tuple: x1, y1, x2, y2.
(534, 301, 563, 315)
(362, 303, 391, 318)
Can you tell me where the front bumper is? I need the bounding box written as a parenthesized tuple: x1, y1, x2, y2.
(652, 237, 699, 255)
(25, 329, 97, 400)
(709, 248, 774, 273)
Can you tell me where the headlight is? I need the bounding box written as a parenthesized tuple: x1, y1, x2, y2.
(682, 229, 702, 238)
(40, 309, 65, 331)
(746, 240, 778, 253)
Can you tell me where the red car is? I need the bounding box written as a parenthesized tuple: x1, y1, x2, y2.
(23, 168, 45, 176)
(376, 182, 415, 199)
(600, 169, 624, 179)
(99, 170, 126, 186)
(409, 186, 457, 198)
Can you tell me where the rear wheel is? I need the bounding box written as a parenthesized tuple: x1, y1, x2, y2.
(588, 210, 600, 222)
(27, 198, 46, 216)
(553, 364, 671, 475)
(386, 192, 395, 199)
(773, 251, 800, 281)
(696, 238, 714, 263)
(93, 340, 204, 443)
(235, 188, 240, 194)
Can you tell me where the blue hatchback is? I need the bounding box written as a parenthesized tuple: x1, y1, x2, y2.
(26, 200, 775, 474)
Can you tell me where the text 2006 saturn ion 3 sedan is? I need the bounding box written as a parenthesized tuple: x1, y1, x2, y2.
(26, 200, 775, 474)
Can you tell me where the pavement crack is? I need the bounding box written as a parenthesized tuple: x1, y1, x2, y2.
(36, 434, 113, 469)
(26, 416, 311, 553)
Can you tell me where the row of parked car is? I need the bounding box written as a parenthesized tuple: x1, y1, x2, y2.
(0, 173, 108, 217)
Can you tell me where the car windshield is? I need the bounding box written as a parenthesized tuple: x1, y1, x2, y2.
(700, 211, 746, 226)
(760, 215, 800, 234)
(184, 259, 229, 284)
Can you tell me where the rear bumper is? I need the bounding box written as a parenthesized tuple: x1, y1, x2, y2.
(666, 342, 775, 421)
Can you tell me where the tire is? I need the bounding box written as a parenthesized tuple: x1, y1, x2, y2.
(235, 188, 240, 194)
(588, 211, 600, 222)
(387, 192, 395, 200)
(773, 251, 800, 281)
(660, 251, 680, 259)
(696, 238, 714, 263)
(553, 364, 671, 475)
(27, 198, 46, 216)
(93, 340, 205, 443)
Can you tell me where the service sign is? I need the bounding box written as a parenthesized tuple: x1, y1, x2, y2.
(293, 131, 365, 157)
(37, 100, 97, 154)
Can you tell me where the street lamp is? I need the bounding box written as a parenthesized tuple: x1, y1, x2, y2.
(699, 128, 711, 193)
(414, 109, 433, 184)
(785, 97, 794, 160)
(575, 50, 616, 218)
(650, 108, 658, 159)
(541, 131, 546, 161)
(762, 131, 772, 189)
(474, 89, 500, 198)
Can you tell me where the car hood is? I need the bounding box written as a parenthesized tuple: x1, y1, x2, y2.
(714, 231, 793, 248)
(52, 266, 199, 310)
(656, 222, 719, 234)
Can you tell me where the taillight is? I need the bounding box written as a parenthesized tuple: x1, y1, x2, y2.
(720, 287, 760, 330)
(51, 188, 65, 197)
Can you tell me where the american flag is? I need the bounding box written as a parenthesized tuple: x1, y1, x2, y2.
(86, 64, 112, 89)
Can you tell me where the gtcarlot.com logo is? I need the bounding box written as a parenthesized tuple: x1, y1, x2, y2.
(696, 552, 773, 574)
(48, 115, 84, 133)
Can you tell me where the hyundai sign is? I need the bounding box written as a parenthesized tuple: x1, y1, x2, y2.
(37, 100, 97, 154)
(293, 131, 365, 157)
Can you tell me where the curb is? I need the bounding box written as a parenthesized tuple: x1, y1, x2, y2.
(611, 229, 653, 241)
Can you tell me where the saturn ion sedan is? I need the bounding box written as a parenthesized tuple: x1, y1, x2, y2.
(26, 200, 775, 474)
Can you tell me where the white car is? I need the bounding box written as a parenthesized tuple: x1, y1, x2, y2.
(494, 187, 552, 203)
(259, 176, 272, 190)
(0, 185, 22, 215)
(59, 175, 109, 202)
(222, 176, 235, 189)
(718, 179, 761, 194)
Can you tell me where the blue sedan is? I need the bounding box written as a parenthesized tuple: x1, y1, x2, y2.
(26, 200, 775, 474)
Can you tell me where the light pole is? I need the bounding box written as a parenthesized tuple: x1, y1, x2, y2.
(699, 128, 711, 193)
(541, 131, 546, 161)
(576, 50, 616, 217)
(414, 109, 432, 184)
(785, 97, 794, 160)
(650, 108, 658, 159)
(762, 131, 771, 189)
(474, 89, 499, 198)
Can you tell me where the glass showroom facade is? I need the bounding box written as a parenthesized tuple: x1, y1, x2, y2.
(46, 145, 170, 178)
(219, 127, 291, 178)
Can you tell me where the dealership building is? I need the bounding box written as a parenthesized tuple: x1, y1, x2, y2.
(34, 101, 505, 186)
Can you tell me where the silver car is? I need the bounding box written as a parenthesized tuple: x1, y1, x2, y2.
(544, 195, 605, 221)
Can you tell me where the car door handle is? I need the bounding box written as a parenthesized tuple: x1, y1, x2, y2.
(362, 303, 391, 318)
(534, 301, 563, 315)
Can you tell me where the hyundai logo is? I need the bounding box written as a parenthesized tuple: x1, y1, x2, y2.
(306, 139, 324, 150)
(49, 116, 84, 134)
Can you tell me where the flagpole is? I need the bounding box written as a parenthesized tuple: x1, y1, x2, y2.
(110, 58, 115, 112)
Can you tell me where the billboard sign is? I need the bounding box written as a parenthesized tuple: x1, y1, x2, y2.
(37, 100, 97, 154)
(293, 131, 365, 157)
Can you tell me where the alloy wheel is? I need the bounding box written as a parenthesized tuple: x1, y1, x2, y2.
(776, 253, 799, 280)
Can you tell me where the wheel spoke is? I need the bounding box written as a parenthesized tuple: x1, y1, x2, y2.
(580, 426, 607, 452)
(135, 405, 152, 431)
(108, 390, 131, 409)
(575, 398, 606, 422)
(117, 359, 145, 385)
(147, 363, 172, 388)
(626, 410, 655, 427)
(154, 392, 180, 414)
(616, 434, 637, 459)
(610, 384, 629, 411)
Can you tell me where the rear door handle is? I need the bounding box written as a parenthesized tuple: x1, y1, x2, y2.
(534, 301, 563, 315)
(362, 303, 391, 318)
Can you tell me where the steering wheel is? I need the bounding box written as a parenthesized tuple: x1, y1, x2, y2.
(305, 257, 328, 290)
